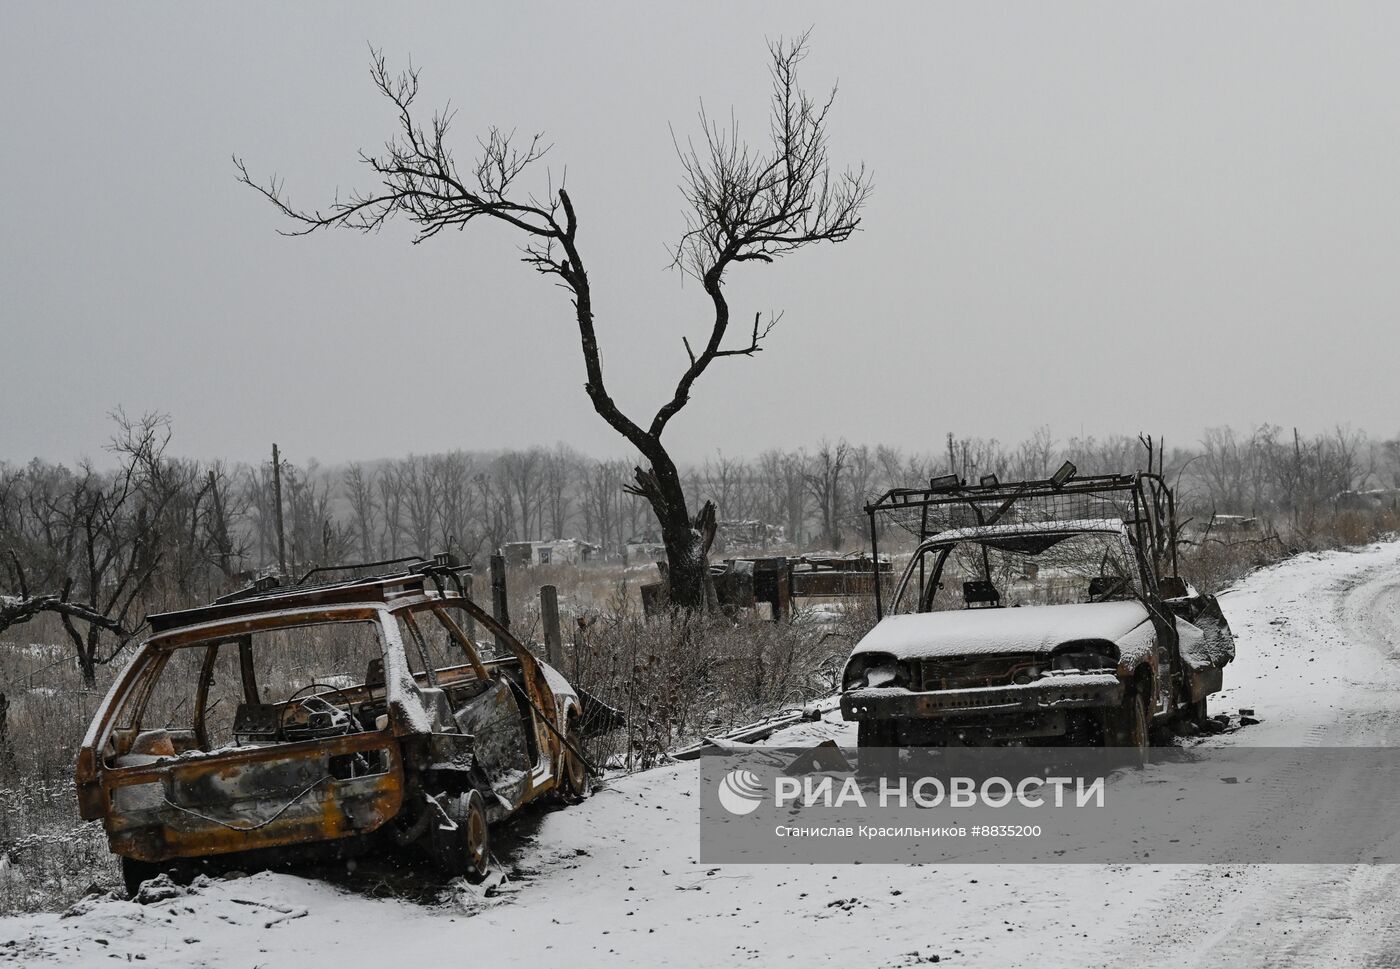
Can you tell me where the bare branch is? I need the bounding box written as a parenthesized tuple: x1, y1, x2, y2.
(235, 49, 563, 246)
(0, 591, 130, 639)
(236, 37, 868, 611)
(652, 31, 870, 439)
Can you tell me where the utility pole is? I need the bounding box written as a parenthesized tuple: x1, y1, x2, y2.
(272, 443, 287, 577)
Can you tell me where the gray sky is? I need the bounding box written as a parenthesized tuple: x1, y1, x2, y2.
(3, 2, 1397, 467)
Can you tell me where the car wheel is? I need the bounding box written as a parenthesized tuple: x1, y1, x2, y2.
(856, 719, 898, 780)
(559, 716, 590, 804)
(857, 719, 897, 748)
(429, 789, 492, 883)
(121, 857, 162, 896)
(1104, 686, 1150, 766)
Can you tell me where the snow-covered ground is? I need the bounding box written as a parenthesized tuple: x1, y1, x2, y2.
(5, 542, 1400, 968)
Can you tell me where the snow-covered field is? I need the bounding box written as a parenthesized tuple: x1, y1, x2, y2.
(5, 542, 1400, 968)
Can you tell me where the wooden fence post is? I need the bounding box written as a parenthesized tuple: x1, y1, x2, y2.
(490, 553, 510, 650)
(540, 585, 562, 667)
(572, 617, 587, 686)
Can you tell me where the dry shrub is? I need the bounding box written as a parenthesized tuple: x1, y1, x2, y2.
(564, 605, 865, 771)
(0, 781, 117, 913)
(1, 636, 125, 913)
(1178, 506, 1397, 593)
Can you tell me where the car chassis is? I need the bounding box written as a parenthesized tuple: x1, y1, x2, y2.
(844, 465, 1235, 752)
(74, 557, 593, 892)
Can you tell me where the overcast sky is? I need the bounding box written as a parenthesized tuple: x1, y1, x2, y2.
(3, 2, 1398, 468)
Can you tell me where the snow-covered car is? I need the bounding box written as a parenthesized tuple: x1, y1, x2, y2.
(74, 557, 592, 893)
(842, 467, 1235, 755)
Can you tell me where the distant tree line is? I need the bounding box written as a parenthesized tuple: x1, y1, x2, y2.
(2, 415, 1396, 684)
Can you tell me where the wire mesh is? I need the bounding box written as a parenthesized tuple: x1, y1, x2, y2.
(873, 478, 1150, 540)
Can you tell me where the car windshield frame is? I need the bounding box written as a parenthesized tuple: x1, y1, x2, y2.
(889, 524, 1142, 615)
(100, 613, 392, 758)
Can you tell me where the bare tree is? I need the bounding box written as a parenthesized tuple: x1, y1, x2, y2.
(804, 439, 851, 550)
(1013, 426, 1057, 480)
(431, 451, 478, 561)
(843, 443, 877, 533)
(499, 448, 546, 541)
(397, 455, 439, 557)
(702, 450, 752, 522)
(473, 465, 515, 554)
(581, 458, 633, 552)
(1196, 426, 1248, 512)
(1382, 434, 1400, 488)
(242, 462, 277, 566)
(203, 462, 248, 580)
(377, 466, 405, 557)
(343, 463, 378, 561)
(0, 576, 128, 646)
(19, 415, 170, 684)
(756, 448, 808, 546)
(236, 34, 869, 609)
(541, 445, 576, 540)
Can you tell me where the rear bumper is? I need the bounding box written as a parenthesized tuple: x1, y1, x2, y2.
(842, 673, 1123, 721)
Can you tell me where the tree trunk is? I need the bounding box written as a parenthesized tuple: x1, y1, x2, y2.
(0, 692, 11, 770)
(80, 627, 101, 688)
(629, 462, 717, 612)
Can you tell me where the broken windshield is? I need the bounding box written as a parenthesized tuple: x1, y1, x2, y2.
(891, 529, 1139, 614)
(103, 619, 386, 766)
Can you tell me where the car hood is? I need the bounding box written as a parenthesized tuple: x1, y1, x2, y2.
(849, 600, 1152, 661)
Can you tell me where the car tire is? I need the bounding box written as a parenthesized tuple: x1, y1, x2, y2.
(857, 719, 897, 748)
(1186, 696, 1208, 724)
(1104, 685, 1150, 766)
(558, 715, 590, 804)
(856, 719, 898, 780)
(430, 789, 492, 883)
(121, 857, 162, 896)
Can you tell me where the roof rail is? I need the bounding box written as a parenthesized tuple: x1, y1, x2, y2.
(297, 555, 427, 587)
(210, 552, 469, 607)
(152, 552, 472, 634)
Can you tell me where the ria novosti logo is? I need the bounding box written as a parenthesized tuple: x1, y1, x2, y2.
(716, 768, 767, 816)
(714, 765, 1108, 814)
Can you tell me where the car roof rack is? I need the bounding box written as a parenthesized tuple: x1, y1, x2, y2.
(147, 553, 471, 634)
(863, 465, 1179, 619)
(866, 465, 1163, 540)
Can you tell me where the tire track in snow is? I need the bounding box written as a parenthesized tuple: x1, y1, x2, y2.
(1084, 543, 1400, 969)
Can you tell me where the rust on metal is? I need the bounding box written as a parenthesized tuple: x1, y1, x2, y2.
(76, 556, 590, 889)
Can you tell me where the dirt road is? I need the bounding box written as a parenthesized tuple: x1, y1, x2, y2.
(1082, 546, 1400, 969)
(4, 542, 1400, 968)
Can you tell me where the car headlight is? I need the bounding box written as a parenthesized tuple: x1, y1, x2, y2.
(1050, 650, 1117, 673)
(843, 653, 900, 691)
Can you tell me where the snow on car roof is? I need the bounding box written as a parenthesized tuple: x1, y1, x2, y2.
(920, 517, 1127, 546)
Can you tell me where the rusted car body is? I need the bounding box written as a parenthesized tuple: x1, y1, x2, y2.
(842, 467, 1235, 755)
(75, 558, 590, 892)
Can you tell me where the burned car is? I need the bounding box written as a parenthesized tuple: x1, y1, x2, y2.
(75, 557, 593, 892)
(842, 466, 1234, 755)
